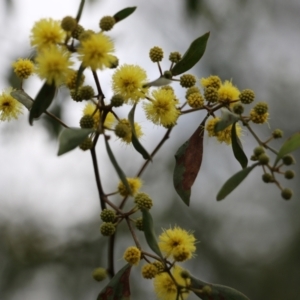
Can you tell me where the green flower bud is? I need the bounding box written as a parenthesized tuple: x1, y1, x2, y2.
(99, 16, 115, 31)
(272, 129, 283, 139)
(80, 85, 94, 100)
(254, 102, 268, 115)
(100, 222, 116, 236)
(100, 209, 116, 222)
(258, 153, 269, 165)
(79, 137, 93, 150)
(282, 155, 295, 166)
(134, 192, 153, 210)
(185, 86, 200, 99)
(232, 103, 244, 115)
(92, 267, 107, 281)
(135, 217, 144, 231)
(149, 46, 164, 62)
(204, 87, 218, 103)
(70, 89, 83, 102)
(169, 51, 181, 63)
(180, 74, 196, 88)
(71, 24, 85, 39)
(262, 173, 273, 183)
(239, 89, 255, 104)
(111, 94, 125, 107)
(281, 188, 293, 200)
(284, 170, 295, 179)
(80, 115, 94, 128)
(61, 16, 77, 32)
(253, 146, 265, 157)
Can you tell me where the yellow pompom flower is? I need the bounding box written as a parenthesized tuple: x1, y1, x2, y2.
(35, 45, 73, 86)
(144, 89, 180, 127)
(218, 80, 240, 105)
(206, 117, 242, 145)
(250, 109, 269, 124)
(112, 64, 148, 103)
(200, 75, 222, 90)
(78, 33, 115, 70)
(123, 246, 141, 265)
(118, 177, 142, 197)
(0, 88, 23, 121)
(30, 18, 65, 49)
(83, 103, 115, 129)
(12, 58, 34, 79)
(142, 263, 159, 279)
(158, 226, 196, 261)
(154, 266, 190, 300)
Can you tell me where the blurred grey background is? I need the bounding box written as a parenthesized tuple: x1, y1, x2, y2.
(0, 0, 300, 299)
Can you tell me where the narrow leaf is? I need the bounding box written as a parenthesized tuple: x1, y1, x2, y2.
(173, 120, 206, 206)
(10, 90, 33, 110)
(114, 7, 136, 23)
(128, 104, 151, 160)
(97, 264, 132, 300)
(216, 164, 258, 201)
(190, 275, 250, 300)
(231, 122, 248, 169)
(29, 82, 56, 125)
(142, 209, 163, 259)
(57, 127, 94, 156)
(274, 132, 300, 165)
(171, 32, 210, 76)
(214, 108, 240, 133)
(75, 0, 85, 22)
(75, 63, 86, 92)
(104, 137, 132, 195)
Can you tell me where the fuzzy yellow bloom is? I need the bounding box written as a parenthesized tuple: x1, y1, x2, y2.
(250, 109, 269, 124)
(35, 45, 73, 86)
(30, 18, 65, 49)
(83, 103, 115, 129)
(78, 33, 115, 70)
(154, 266, 190, 300)
(12, 58, 34, 79)
(200, 75, 222, 90)
(114, 118, 143, 144)
(158, 226, 196, 261)
(218, 80, 240, 105)
(112, 64, 148, 103)
(0, 88, 23, 121)
(123, 246, 141, 265)
(206, 117, 242, 145)
(118, 177, 142, 197)
(144, 89, 180, 127)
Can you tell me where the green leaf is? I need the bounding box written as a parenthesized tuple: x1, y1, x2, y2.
(97, 264, 132, 300)
(128, 104, 151, 160)
(216, 164, 258, 201)
(173, 120, 206, 206)
(274, 132, 300, 166)
(190, 274, 250, 300)
(75, 0, 85, 22)
(141, 209, 163, 259)
(29, 82, 56, 125)
(75, 63, 86, 92)
(104, 137, 132, 195)
(231, 122, 248, 169)
(113, 7, 136, 23)
(10, 90, 33, 110)
(57, 127, 94, 156)
(214, 108, 240, 133)
(171, 32, 210, 76)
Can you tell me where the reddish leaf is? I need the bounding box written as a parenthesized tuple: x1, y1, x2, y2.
(173, 120, 205, 206)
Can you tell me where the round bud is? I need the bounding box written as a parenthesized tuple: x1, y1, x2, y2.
(169, 51, 181, 63)
(239, 89, 255, 104)
(180, 270, 190, 279)
(254, 102, 268, 115)
(80, 115, 94, 128)
(258, 153, 269, 165)
(204, 87, 218, 103)
(284, 170, 295, 179)
(232, 103, 244, 115)
(70, 89, 83, 102)
(100, 222, 116, 236)
(61, 16, 77, 32)
(92, 267, 107, 281)
(152, 261, 165, 273)
(281, 188, 293, 200)
(100, 209, 116, 222)
(80, 85, 94, 100)
(201, 75, 222, 90)
(99, 16, 115, 31)
(123, 246, 141, 265)
(187, 93, 204, 109)
(282, 155, 295, 166)
(111, 94, 125, 107)
(79, 137, 93, 150)
(71, 24, 85, 39)
(141, 264, 158, 279)
(78, 30, 95, 41)
(272, 129, 283, 139)
(262, 173, 273, 183)
(134, 192, 153, 210)
(185, 86, 200, 99)
(180, 74, 196, 88)
(149, 46, 164, 62)
(115, 122, 131, 138)
(163, 70, 173, 79)
(253, 146, 265, 157)
(135, 217, 144, 231)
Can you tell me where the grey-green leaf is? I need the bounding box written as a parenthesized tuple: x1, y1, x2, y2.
(231, 122, 248, 169)
(214, 108, 240, 133)
(104, 137, 132, 195)
(171, 32, 210, 76)
(114, 7, 136, 23)
(29, 82, 56, 125)
(274, 132, 300, 166)
(128, 104, 151, 160)
(216, 164, 258, 201)
(10, 90, 33, 110)
(57, 127, 94, 156)
(142, 209, 163, 259)
(190, 274, 250, 300)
